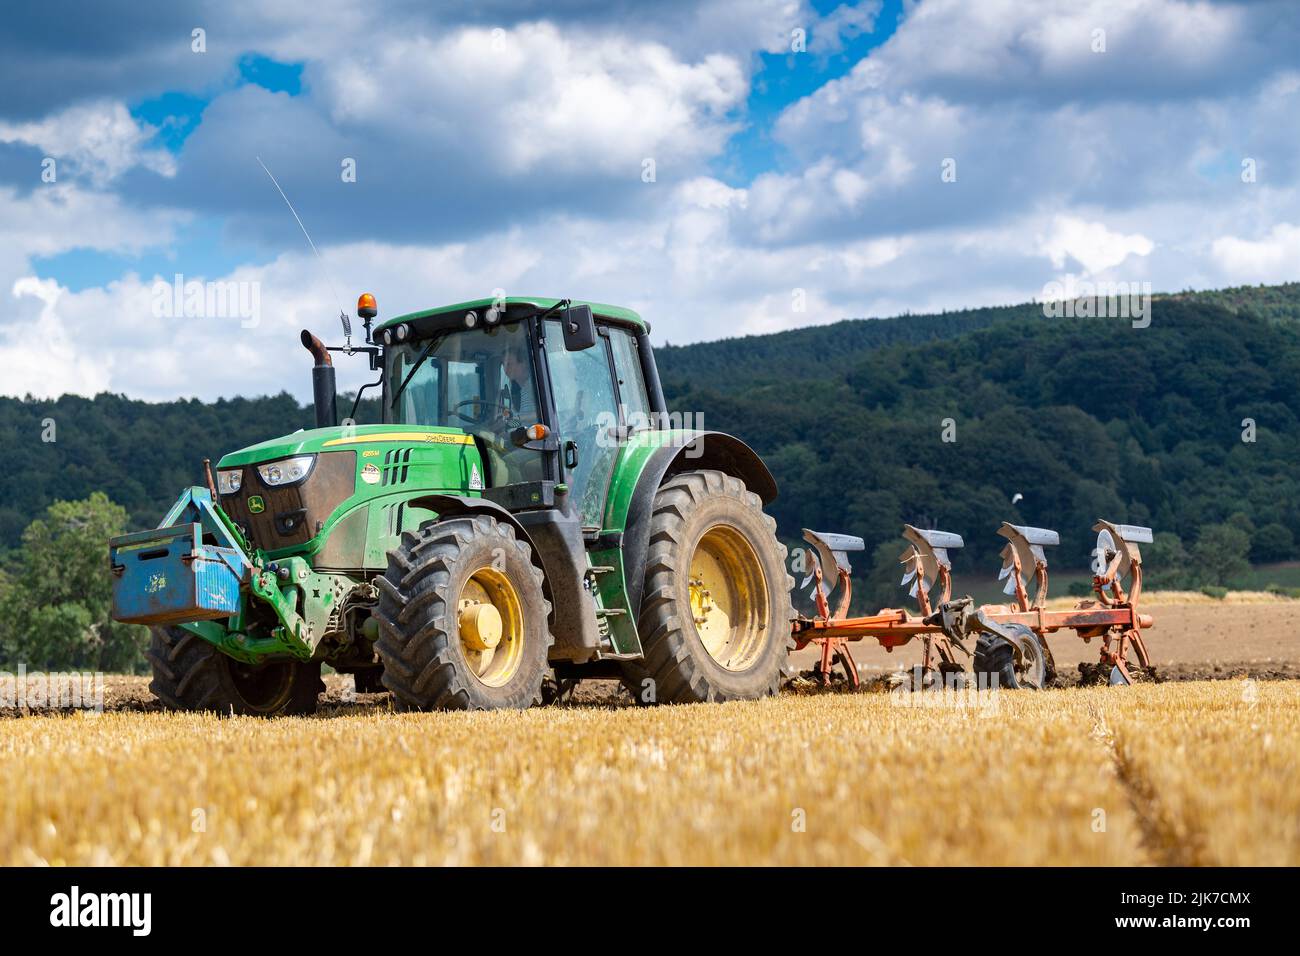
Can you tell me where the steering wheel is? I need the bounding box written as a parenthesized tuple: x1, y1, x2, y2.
(452, 397, 515, 426)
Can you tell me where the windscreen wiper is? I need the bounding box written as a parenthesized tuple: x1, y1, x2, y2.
(390, 333, 445, 409)
(529, 298, 570, 322)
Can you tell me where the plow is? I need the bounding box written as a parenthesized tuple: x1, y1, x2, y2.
(796, 520, 1155, 690)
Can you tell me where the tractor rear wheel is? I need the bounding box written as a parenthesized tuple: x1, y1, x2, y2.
(622, 470, 794, 705)
(375, 515, 554, 711)
(972, 623, 1046, 690)
(148, 625, 323, 716)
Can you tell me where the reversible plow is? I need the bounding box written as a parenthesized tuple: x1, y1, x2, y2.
(793, 520, 1156, 689)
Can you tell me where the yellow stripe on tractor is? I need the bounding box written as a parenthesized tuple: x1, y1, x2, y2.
(322, 432, 475, 447)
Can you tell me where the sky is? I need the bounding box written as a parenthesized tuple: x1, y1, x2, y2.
(1, 0, 1298, 402)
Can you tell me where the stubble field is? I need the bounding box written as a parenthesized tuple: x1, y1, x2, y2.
(1, 677, 1296, 866)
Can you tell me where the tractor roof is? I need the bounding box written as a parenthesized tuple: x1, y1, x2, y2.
(376, 296, 647, 335)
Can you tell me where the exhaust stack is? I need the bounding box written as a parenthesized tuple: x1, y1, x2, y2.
(301, 329, 337, 428)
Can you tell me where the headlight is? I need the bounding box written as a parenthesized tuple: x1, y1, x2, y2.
(257, 455, 316, 486)
(217, 469, 242, 495)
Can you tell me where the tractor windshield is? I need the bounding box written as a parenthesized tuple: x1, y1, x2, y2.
(384, 322, 544, 483)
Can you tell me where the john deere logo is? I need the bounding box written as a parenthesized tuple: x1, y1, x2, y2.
(248, 495, 265, 514)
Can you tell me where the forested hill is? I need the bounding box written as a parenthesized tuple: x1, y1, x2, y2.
(655, 282, 1300, 392)
(655, 301, 1045, 393)
(2, 283, 1299, 576)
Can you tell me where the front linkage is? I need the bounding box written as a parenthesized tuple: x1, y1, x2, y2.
(110, 486, 322, 664)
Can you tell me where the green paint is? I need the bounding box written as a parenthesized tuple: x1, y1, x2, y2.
(601, 429, 704, 533)
(216, 423, 474, 468)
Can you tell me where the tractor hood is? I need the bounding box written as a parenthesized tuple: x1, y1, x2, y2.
(217, 423, 476, 466)
(213, 424, 486, 563)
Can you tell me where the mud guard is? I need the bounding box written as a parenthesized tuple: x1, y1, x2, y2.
(620, 432, 778, 618)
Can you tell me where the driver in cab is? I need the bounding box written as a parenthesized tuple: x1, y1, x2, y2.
(481, 333, 544, 485)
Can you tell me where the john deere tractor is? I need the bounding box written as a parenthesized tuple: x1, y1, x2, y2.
(110, 295, 793, 714)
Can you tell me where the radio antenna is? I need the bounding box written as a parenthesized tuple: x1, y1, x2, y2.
(255, 155, 352, 347)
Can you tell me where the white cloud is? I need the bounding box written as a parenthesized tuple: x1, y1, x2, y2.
(1, 278, 113, 397)
(316, 23, 748, 178)
(0, 101, 175, 185)
(1211, 223, 1300, 284)
(811, 1, 884, 54)
(0, 184, 185, 263)
(857, 0, 1259, 102)
(1040, 215, 1154, 274)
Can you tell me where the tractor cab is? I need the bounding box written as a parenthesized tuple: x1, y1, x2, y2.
(375, 297, 664, 530)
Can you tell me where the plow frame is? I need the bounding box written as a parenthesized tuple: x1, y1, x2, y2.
(793, 520, 1155, 689)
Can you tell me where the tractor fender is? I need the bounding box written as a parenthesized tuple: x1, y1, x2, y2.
(619, 432, 777, 617)
(404, 493, 534, 550)
(402, 495, 547, 596)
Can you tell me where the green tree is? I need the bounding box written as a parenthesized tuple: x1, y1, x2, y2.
(1190, 522, 1252, 588)
(1251, 522, 1294, 563)
(1143, 532, 1193, 590)
(0, 492, 147, 672)
(862, 539, 911, 613)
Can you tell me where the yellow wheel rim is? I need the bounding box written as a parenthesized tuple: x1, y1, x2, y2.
(687, 525, 770, 671)
(457, 567, 524, 687)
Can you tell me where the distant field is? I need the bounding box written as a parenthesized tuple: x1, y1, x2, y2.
(2, 681, 1296, 866)
(953, 562, 1300, 606)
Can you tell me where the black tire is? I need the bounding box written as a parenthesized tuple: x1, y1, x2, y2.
(972, 623, 1046, 690)
(375, 515, 554, 711)
(148, 625, 323, 716)
(621, 470, 794, 705)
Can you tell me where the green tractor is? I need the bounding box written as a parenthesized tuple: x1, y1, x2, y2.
(110, 295, 793, 714)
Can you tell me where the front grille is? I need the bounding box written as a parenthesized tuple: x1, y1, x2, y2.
(220, 451, 356, 550)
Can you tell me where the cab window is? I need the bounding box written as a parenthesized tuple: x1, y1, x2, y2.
(543, 323, 621, 528)
(607, 327, 651, 428)
(384, 322, 544, 484)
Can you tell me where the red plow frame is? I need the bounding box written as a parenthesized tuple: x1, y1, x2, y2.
(792, 520, 1155, 689)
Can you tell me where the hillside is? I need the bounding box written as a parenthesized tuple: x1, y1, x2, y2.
(2, 282, 1299, 586)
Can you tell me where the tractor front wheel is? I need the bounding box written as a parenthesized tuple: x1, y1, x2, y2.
(375, 515, 554, 711)
(148, 625, 323, 716)
(622, 470, 794, 705)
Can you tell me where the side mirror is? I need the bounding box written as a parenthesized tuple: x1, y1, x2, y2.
(562, 304, 597, 351)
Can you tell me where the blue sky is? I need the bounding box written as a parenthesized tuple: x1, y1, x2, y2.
(1, 0, 1298, 400)
(33, 55, 305, 291)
